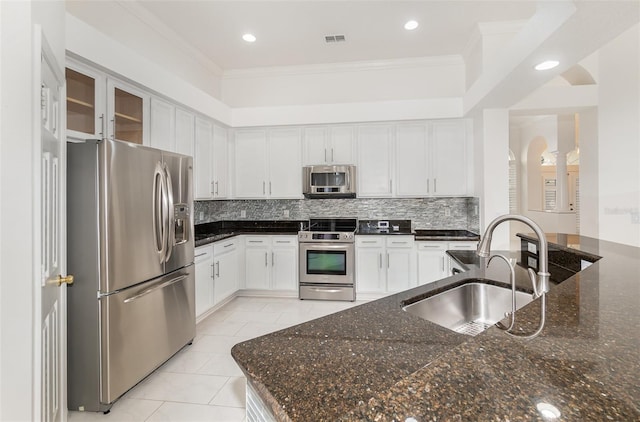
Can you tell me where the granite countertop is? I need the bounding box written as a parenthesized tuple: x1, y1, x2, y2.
(195, 220, 480, 245)
(231, 233, 640, 421)
(194, 220, 306, 246)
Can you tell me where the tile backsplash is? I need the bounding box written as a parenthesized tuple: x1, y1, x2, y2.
(195, 197, 480, 233)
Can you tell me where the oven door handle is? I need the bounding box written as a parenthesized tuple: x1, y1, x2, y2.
(301, 243, 353, 251)
(308, 287, 345, 293)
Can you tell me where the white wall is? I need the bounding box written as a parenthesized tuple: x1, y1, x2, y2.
(221, 57, 464, 108)
(597, 24, 640, 246)
(65, 0, 222, 99)
(1, 1, 66, 419)
(0, 3, 35, 419)
(65, 14, 232, 126)
(474, 109, 511, 249)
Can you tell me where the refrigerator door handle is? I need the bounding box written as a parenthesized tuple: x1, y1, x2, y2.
(123, 274, 188, 304)
(163, 163, 175, 263)
(153, 162, 168, 263)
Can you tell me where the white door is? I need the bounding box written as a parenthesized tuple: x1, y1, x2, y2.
(431, 121, 467, 195)
(396, 123, 429, 196)
(194, 117, 213, 199)
(38, 31, 69, 422)
(356, 125, 393, 197)
(212, 125, 229, 198)
(235, 129, 268, 198)
(268, 128, 302, 198)
(303, 126, 328, 164)
(149, 97, 175, 152)
(329, 126, 355, 164)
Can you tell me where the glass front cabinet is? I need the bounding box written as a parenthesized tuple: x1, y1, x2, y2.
(65, 60, 149, 145)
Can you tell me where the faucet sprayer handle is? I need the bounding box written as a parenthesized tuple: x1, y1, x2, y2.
(527, 267, 541, 298)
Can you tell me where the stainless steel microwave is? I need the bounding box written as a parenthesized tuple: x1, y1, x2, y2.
(303, 165, 356, 198)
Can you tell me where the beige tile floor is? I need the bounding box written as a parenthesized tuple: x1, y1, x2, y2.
(68, 296, 365, 422)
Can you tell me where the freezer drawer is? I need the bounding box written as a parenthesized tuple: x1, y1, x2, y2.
(100, 266, 195, 404)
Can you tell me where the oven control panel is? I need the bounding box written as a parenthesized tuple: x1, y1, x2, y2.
(298, 231, 354, 242)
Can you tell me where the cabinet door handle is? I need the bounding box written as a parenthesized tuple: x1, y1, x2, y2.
(215, 181, 219, 195)
(361, 240, 377, 244)
(271, 252, 274, 266)
(211, 181, 215, 195)
(441, 257, 445, 272)
(331, 148, 334, 162)
(434, 178, 437, 193)
(269, 181, 272, 195)
(387, 252, 389, 268)
(215, 261, 220, 277)
(110, 118, 115, 140)
(265, 252, 268, 267)
(248, 240, 263, 244)
(324, 148, 327, 163)
(263, 181, 265, 195)
(99, 114, 105, 138)
(389, 179, 392, 192)
(427, 179, 430, 193)
(211, 263, 215, 279)
(224, 243, 234, 248)
(379, 253, 382, 269)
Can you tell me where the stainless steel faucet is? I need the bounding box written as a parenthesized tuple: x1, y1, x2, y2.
(477, 214, 550, 338)
(477, 214, 551, 295)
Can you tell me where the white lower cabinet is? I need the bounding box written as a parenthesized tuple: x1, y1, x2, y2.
(356, 236, 416, 294)
(195, 238, 239, 319)
(194, 244, 214, 318)
(417, 242, 448, 286)
(213, 238, 239, 305)
(418, 240, 478, 285)
(244, 236, 298, 292)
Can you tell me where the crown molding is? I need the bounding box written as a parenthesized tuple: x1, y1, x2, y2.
(222, 56, 464, 80)
(115, 0, 224, 77)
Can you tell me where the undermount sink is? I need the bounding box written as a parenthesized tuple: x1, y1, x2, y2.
(403, 282, 533, 336)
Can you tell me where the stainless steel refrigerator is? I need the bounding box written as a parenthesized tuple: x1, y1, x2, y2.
(67, 139, 195, 413)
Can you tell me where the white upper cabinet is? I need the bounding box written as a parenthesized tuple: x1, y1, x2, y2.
(66, 60, 150, 146)
(149, 97, 175, 152)
(431, 120, 468, 195)
(234, 129, 269, 198)
(303, 125, 355, 165)
(395, 120, 469, 197)
(303, 127, 327, 165)
(175, 108, 195, 157)
(395, 123, 430, 196)
(65, 62, 106, 141)
(212, 125, 229, 199)
(356, 124, 393, 197)
(106, 78, 150, 146)
(194, 117, 214, 199)
(235, 128, 302, 199)
(269, 128, 302, 198)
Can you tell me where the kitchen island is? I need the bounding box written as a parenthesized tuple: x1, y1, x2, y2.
(231, 234, 640, 420)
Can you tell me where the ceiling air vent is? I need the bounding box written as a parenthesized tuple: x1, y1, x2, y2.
(324, 34, 346, 43)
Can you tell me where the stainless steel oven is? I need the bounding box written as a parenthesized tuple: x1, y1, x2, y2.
(298, 218, 356, 301)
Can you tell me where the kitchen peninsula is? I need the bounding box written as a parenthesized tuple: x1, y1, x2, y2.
(231, 234, 640, 420)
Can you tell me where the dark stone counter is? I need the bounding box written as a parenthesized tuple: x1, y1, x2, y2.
(194, 220, 306, 247)
(231, 234, 640, 421)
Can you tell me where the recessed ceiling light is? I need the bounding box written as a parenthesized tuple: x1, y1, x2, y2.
(535, 60, 559, 71)
(242, 33, 256, 43)
(404, 20, 419, 31)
